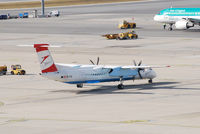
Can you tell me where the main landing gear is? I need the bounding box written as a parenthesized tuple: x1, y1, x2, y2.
(168, 24, 173, 31)
(118, 77, 124, 89)
(77, 83, 83, 88)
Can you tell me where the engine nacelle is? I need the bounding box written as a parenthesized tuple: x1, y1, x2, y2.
(175, 20, 190, 29)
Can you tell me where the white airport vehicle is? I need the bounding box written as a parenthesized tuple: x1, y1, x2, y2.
(34, 44, 169, 89)
(48, 10, 60, 17)
(154, 8, 200, 30)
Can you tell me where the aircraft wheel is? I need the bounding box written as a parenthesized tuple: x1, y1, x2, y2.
(118, 84, 124, 89)
(169, 24, 173, 31)
(169, 27, 172, 31)
(148, 79, 153, 84)
(21, 70, 26, 75)
(77, 84, 83, 88)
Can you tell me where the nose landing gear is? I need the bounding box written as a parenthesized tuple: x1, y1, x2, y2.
(148, 79, 153, 84)
(163, 23, 173, 31)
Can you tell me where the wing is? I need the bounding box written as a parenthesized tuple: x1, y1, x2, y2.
(103, 65, 170, 69)
(102, 65, 170, 77)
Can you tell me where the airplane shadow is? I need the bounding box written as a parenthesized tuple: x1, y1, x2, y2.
(175, 29, 200, 32)
(185, 29, 200, 32)
(77, 81, 182, 95)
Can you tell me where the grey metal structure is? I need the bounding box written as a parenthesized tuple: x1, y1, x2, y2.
(41, 0, 45, 16)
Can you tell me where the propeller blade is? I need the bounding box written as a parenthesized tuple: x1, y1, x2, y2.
(97, 57, 99, 65)
(133, 60, 137, 66)
(138, 70, 143, 79)
(138, 60, 142, 66)
(90, 60, 95, 65)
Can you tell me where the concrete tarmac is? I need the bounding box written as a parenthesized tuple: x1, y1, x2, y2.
(0, 0, 200, 134)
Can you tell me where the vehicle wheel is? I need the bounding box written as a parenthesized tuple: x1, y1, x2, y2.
(17, 72, 20, 75)
(148, 79, 153, 84)
(3, 72, 6, 75)
(11, 71, 14, 75)
(21, 70, 26, 75)
(118, 84, 124, 89)
(127, 24, 130, 28)
(133, 24, 136, 28)
(135, 35, 138, 39)
(118, 37, 122, 40)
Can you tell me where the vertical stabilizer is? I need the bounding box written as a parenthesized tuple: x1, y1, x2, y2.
(34, 44, 58, 73)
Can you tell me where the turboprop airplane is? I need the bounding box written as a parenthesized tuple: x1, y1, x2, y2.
(154, 8, 200, 30)
(34, 44, 168, 89)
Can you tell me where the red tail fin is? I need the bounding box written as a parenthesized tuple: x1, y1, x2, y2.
(34, 44, 58, 73)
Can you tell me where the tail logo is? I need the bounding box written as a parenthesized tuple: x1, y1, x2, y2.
(41, 55, 50, 64)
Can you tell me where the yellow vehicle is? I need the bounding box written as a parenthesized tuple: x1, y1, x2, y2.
(11, 64, 26, 75)
(0, 65, 7, 75)
(118, 20, 136, 29)
(117, 30, 138, 40)
(102, 34, 118, 39)
(102, 30, 138, 40)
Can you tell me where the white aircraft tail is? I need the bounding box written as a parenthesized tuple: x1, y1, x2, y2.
(34, 44, 58, 73)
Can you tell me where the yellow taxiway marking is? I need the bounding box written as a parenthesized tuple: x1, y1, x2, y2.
(0, 117, 200, 128)
(0, 118, 27, 125)
(0, 102, 4, 107)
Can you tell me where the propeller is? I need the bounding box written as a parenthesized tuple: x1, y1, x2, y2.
(90, 59, 95, 65)
(133, 60, 143, 79)
(90, 57, 100, 65)
(97, 57, 99, 65)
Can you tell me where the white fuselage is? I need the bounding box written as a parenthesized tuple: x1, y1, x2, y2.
(154, 8, 200, 30)
(154, 15, 200, 24)
(42, 63, 156, 84)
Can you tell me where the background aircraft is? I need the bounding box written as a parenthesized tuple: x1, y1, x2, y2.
(34, 44, 168, 89)
(154, 8, 200, 30)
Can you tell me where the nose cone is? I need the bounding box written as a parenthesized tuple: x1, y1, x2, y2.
(154, 15, 159, 21)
